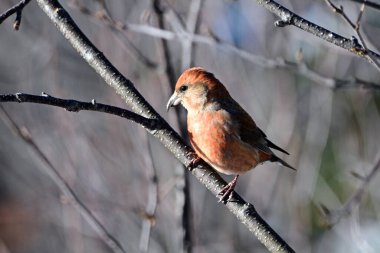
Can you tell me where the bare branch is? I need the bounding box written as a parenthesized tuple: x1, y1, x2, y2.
(152, 0, 176, 85)
(152, 1, 194, 251)
(139, 136, 159, 252)
(321, 155, 380, 225)
(181, 0, 203, 69)
(32, 0, 295, 251)
(325, 0, 380, 71)
(324, 0, 356, 28)
(0, 93, 161, 131)
(349, 0, 380, 11)
(0, 105, 127, 253)
(68, 3, 380, 91)
(254, 0, 380, 69)
(0, 0, 31, 30)
(68, 0, 157, 68)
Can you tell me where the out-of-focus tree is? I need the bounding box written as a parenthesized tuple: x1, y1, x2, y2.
(0, 0, 380, 252)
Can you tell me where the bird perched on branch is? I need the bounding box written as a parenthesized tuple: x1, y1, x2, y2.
(167, 67, 294, 202)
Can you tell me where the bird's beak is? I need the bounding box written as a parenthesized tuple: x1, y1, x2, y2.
(166, 92, 181, 111)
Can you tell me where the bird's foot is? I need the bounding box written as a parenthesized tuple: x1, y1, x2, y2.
(218, 175, 239, 203)
(186, 153, 201, 171)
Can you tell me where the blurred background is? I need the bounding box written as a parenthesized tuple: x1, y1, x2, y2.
(1, 0, 380, 252)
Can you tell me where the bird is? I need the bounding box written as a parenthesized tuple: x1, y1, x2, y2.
(167, 67, 294, 202)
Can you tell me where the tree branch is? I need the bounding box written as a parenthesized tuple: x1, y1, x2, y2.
(325, 0, 380, 71)
(68, 0, 157, 68)
(349, 0, 380, 11)
(0, 104, 127, 253)
(181, 0, 203, 70)
(68, 4, 380, 91)
(139, 135, 159, 252)
(0, 0, 31, 30)
(152, 1, 194, 251)
(321, 155, 380, 225)
(0, 93, 161, 131)
(26, 0, 295, 251)
(254, 0, 380, 70)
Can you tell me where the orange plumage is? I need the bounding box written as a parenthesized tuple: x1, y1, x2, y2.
(167, 67, 294, 202)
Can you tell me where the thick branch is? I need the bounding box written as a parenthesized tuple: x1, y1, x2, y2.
(254, 0, 380, 67)
(32, 0, 294, 252)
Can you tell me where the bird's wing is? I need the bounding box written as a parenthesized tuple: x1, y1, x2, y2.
(232, 108, 289, 155)
(231, 109, 273, 155)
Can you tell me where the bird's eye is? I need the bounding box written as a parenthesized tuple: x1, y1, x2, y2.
(179, 85, 188, 93)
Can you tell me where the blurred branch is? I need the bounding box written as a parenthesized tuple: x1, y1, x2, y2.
(325, 0, 380, 71)
(332, 77, 380, 90)
(139, 136, 159, 252)
(281, 52, 380, 90)
(349, 0, 380, 11)
(181, 0, 203, 69)
(30, 0, 295, 252)
(0, 0, 31, 30)
(68, 3, 380, 91)
(0, 93, 161, 131)
(321, 155, 380, 225)
(68, 0, 157, 68)
(152, 0, 176, 84)
(0, 105, 127, 253)
(152, 1, 194, 252)
(254, 0, 380, 70)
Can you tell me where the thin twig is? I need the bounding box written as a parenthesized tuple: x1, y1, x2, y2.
(68, 3, 380, 91)
(325, 0, 356, 28)
(324, 0, 380, 71)
(0, 93, 161, 131)
(254, 0, 380, 69)
(68, 0, 157, 68)
(321, 155, 380, 225)
(349, 0, 380, 11)
(354, 2, 380, 71)
(0, 104, 127, 253)
(0, 0, 31, 30)
(34, 0, 295, 251)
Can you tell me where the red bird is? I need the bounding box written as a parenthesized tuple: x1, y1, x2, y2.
(167, 67, 294, 202)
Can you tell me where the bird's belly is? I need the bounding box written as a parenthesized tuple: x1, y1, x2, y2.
(189, 123, 261, 175)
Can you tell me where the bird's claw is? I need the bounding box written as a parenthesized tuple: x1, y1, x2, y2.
(186, 154, 201, 171)
(217, 175, 239, 203)
(217, 183, 235, 203)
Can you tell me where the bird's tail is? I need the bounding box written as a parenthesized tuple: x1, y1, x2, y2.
(271, 155, 296, 171)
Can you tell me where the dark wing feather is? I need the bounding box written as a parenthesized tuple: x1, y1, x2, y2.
(224, 99, 295, 170)
(265, 137, 290, 155)
(231, 109, 289, 155)
(257, 128, 289, 155)
(232, 110, 272, 154)
(271, 154, 296, 170)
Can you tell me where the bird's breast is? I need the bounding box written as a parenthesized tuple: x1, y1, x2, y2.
(187, 110, 262, 175)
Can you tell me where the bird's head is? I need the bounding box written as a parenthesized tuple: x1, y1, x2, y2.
(166, 67, 229, 112)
